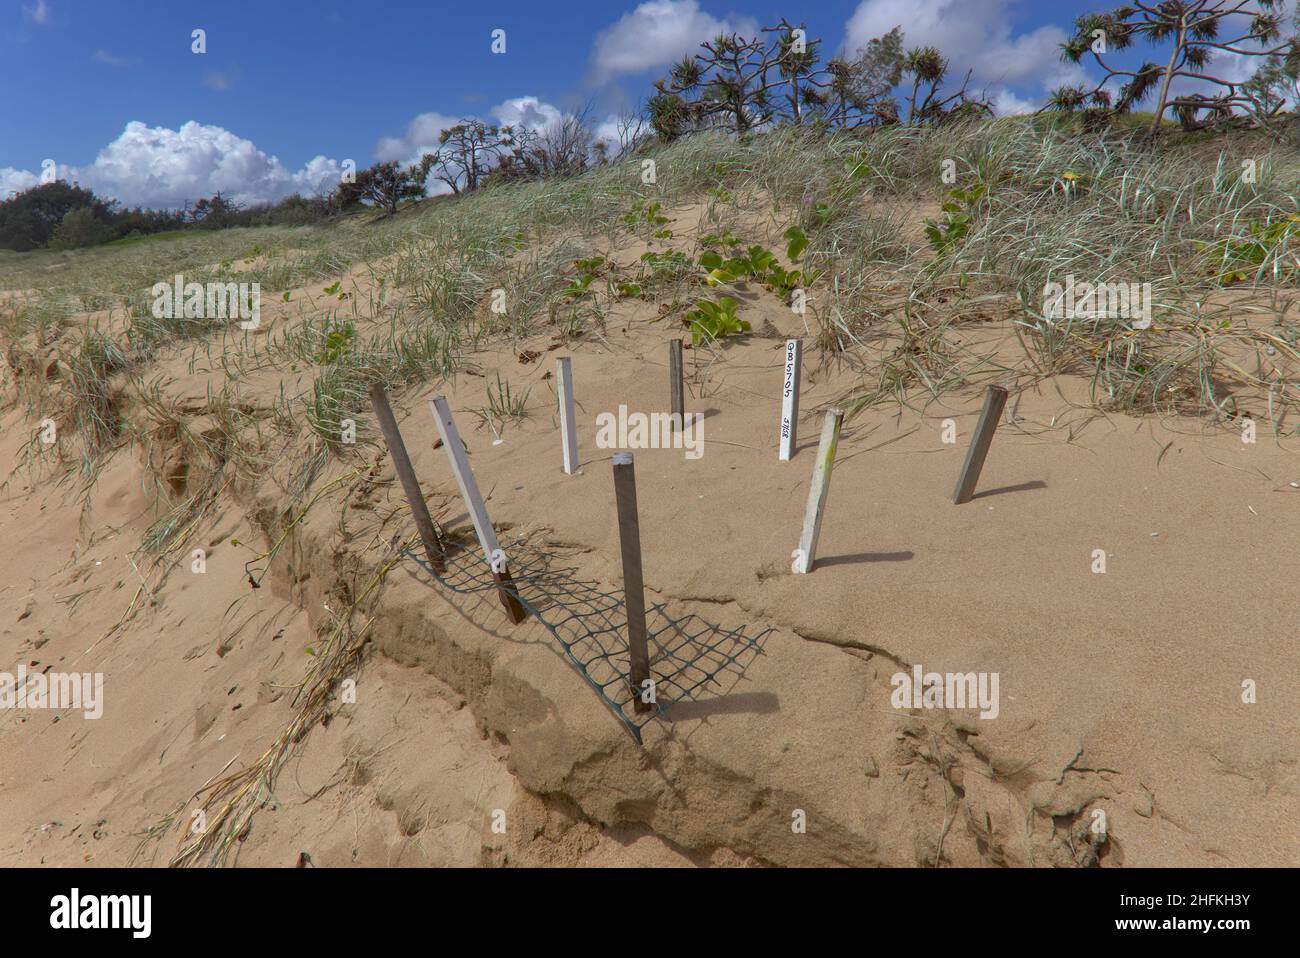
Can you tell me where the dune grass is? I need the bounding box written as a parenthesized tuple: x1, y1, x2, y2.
(3, 116, 1300, 576)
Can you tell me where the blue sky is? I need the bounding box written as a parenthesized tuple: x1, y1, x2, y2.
(0, 0, 1272, 207)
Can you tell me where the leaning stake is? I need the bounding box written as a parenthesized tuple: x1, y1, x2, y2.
(669, 338, 684, 431)
(793, 408, 844, 574)
(779, 338, 802, 461)
(556, 357, 579, 474)
(368, 382, 447, 572)
(427, 395, 527, 624)
(952, 385, 1009, 505)
(612, 453, 652, 713)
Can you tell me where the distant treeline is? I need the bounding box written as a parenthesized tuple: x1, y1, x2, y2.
(6, 3, 1298, 253)
(0, 182, 337, 252)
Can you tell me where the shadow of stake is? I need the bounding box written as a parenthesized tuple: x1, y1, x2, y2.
(971, 479, 1047, 501)
(814, 550, 914, 568)
(662, 691, 781, 721)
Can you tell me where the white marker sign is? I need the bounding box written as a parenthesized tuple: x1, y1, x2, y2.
(779, 338, 802, 461)
(556, 357, 579, 474)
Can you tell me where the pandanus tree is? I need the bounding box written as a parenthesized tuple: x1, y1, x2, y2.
(766, 18, 822, 125)
(649, 20, 988, 137)
(1052, 1, 1300, 138)
(900, 45, 991, 125)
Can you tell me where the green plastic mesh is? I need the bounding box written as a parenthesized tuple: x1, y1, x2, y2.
(406, 540, 771, 744)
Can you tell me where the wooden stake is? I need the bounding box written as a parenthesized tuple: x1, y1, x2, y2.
(427, 395, 527, 623)
(793, 408, 843, 574)
(952, 385, 1009, 505)
(612, 453, 652, 713)
(556, 357, 579, 474)
(779, 338, 802, 461)
(367, 383, 447, 572)
(669, 338, 684, 431)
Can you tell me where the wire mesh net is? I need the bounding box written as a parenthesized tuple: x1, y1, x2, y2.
(406, 538, 771, 743)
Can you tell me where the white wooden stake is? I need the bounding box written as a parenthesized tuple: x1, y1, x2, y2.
(429, 395, 501, 563)
(428, 395, 526, 622)
(779, 338, 802, 461)
(556, 357, 579, 474)
(669, 338, 685, 431)
(792, 408, 844, 574)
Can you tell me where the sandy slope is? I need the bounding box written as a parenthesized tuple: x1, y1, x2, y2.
(1, 202, 1296, 868)
(356, 311, 1298, 867)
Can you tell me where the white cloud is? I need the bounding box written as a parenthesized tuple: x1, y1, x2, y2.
(92, 49, 131, 68)
(844, 0, 1085, 106)
(4, 93, 573, 211)
(85, 121, 338, 207)
(3, 121, 343, 209)
(991, 88, 1036, 116)
(22, 0, 51, 24)
(374, 111, 462, 165)
(294, 154, 347, 197)
(590, 0, 759, 80)
(491, 96, 563, 133)
(592, 113, 650, 157)
(1, 167, 40, 198)
(593, 116, 623, 150)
